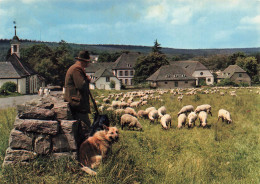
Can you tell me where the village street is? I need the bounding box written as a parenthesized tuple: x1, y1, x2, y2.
(0, 94, 40, 109)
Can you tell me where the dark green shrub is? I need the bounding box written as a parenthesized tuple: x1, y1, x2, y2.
(0, 82, 17, 93)
(216, 79, 239, 87)
(110, 80, 116, 89)
(239, 82, 249, 87)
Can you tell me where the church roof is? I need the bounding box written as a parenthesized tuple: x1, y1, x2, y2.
(0, 54, 36, 79)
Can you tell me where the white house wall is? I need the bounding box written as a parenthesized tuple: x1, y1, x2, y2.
(113, 69, 134, 85)
(0, 78, 26, 94)
(193, 70, 214, 85)
(95, 77, 121, 90)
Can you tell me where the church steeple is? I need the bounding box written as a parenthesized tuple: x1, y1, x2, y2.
(10, 22, 20, 58)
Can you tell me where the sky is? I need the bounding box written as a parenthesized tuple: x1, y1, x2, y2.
(0, 0, 260, 49)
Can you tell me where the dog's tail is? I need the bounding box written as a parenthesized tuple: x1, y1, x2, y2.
(81, 165, 97, 176)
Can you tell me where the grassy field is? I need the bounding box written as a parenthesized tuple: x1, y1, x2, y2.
(0, 87, 259, 184)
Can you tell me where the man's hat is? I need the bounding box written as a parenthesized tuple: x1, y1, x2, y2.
(75, 50, 91, 62)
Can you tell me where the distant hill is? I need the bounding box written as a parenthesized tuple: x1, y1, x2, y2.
(1, 39, 260, 61)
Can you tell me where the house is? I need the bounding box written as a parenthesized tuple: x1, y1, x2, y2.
(173, 60, 214, 86)
(0, 27, 45, 94)
(91, 68, 121, 90)
(147, 64, 196, 89)
(217, 65, 251, 85)
(112, 52, 141, 86)
(85, 62, 114, 80)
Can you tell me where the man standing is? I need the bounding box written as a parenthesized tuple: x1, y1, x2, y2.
(64, 50, 92, 143)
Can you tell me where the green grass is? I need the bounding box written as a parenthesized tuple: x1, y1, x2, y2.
(0, 88, 259, 184)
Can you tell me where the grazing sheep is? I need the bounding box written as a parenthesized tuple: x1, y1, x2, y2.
(188, 112, 197, 128)
(130, 101, 141, 108)
(103, 98, 110, 104)
(177, 113, 187, 128)
(120, 101, 128, 109)
(124, 107, 138, 117)
(141, 101, 148, 106)
(158, 106, 167, 118)
(112, 101, 121, 109)
(115, 109, 125, 115)
(177, 95, 183, 101)
(195, 104, 212, 116)
(177, 105, 194, 116)
(120, 114, 142, 131)
(218, 109, 232, 124)
(198, 111, 208, 127)
(145, 107, 156, 114)
(137, 110, 148, 118)
(148, 109, 159, 123)
(160, 114, 172, 129)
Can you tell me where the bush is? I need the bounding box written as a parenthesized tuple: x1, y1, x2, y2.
(216, 79, 239, 87)
(239, 82, 249, 87)
(0, 82, 17, 93)
(110, 80, 116, 89)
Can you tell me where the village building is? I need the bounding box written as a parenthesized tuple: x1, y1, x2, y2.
(112, 52, 141, 86)
(0, 27, 45, 94)
(217, 65, 251, 85)
(147, 64, 196, 88)
(90, 68, 121, 90)
(173, 60, 214, 86)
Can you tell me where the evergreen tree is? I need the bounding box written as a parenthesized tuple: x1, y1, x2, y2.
(152, 39, 162, 54)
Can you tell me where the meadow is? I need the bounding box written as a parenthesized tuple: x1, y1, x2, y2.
(0, 87, 259, 184)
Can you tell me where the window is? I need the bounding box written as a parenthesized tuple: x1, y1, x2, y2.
(185, 81, 188, 84)
(106, 77, 110, 82)
(200, 72, 203, 75)
(125, 71, 128, 76)
(165, 82, 168, 84)
(119, 71, 123, 76)
(127, 64, 132, 68)
(239, 74, 242, 77)
(130, 71, 134, 76)
(182, 74, 186, 77)
(207, 78, 211, 82)
(174, 75, 178, 78)
(13, 45, 17, 52)
(130, 79, 133, 85)
(166, 74, 170, 78)
(120, 79, 123, 83)
(125, 79, 128, 85)
(175, 82, 178, 87)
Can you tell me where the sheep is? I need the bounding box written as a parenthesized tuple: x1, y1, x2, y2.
(177, 113, 187, 128)
(218, 109, 232, 124)
(187, 111, 197, 128)
(137, 110, 148, 118)
(160, 114, 172, 130)
(120, 114, 142, 131)
(124, 107, 138, 117)
(158, 106, 167, 118)
(148, 109, 159, 123)
(103, 98, 110, 104)
(115, 109, 125, 115)
(177, 95, 183, 101)
(120, 101, 128, 109)
(112, 100, 121, 109)
(194, 104, 212, 116)
(130, 101, 141, 108)
(198, 111, 208, 127)
(177, 105, 194, 116)
(145, 107, 156, 114)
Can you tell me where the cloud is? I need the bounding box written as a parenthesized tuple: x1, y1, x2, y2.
(170, 6, 193, 25)
(214, 30, 233, 40)
(145, 3, 168, 21)
(240, 15, 260, 25)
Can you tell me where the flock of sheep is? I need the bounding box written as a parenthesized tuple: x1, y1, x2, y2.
(94, 86, 258, 131)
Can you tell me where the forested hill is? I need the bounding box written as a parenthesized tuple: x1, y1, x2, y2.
(1, 39, 260, 61)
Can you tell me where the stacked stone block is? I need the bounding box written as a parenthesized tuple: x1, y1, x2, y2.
(2, 94, 80, 166)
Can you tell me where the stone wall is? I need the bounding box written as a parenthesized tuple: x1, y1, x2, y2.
(2, 93, 81, 166)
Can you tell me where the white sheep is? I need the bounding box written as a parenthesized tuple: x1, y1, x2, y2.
(148, 109, 159, 123)
(218, 109, 232, 124)
(137, 110, 148, 118)
(158, 106, 167, 118)
(112, 100, 121, 109)
(130, 101, 141, 108)
(194, 104, 212, 116)
(177, 105, 194, 116)
(115, 109, 125, 115)
(177, 95, 183, 101)
(120, 114, 143, 131)
(198, 111, 208, 127)
(160, 114, 172, 130)
(187, 111, 197, 128)
(145, 107, 156, 114)
(124, 107, 138, 117)
(177, 113, 187, 128)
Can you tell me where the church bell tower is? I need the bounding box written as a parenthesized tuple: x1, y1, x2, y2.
(10, 23, 20, 58)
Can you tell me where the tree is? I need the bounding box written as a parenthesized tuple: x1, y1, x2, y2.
(133, 52, 169, 84)
(236, 56, 258, 79)
(152, 39, 162, 54)
(228, 52, 246, 65)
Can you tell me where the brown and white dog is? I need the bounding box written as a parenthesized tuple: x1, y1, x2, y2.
(79, 126, 119, 175)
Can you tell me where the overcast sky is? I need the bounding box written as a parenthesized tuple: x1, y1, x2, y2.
(0, 0, 260, 49)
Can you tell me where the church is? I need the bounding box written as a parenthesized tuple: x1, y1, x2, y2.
(0, 26, 45, 94)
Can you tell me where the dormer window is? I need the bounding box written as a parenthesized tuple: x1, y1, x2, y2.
(174, 74, 178, 78)
(182, 74, 186, 77)
(166, 74, 170, 78)
(127, 64, 132, 68)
